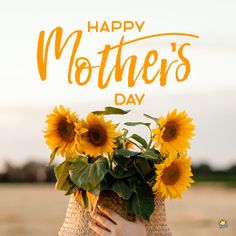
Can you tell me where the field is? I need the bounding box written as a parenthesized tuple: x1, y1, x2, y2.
(0, 183, 235, 236)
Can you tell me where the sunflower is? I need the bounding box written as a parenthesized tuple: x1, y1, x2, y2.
(44, 105, 86, 158)
(152, 152, 194, 199)
(81, 113, 119, 157)
(152, 109, 195, 154)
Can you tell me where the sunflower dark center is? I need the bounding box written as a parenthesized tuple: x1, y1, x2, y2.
(58, 119, 75, 142)
(88, 125, 107, 146)
(162, 121, 178, 142)
(161, 164, 180, 185)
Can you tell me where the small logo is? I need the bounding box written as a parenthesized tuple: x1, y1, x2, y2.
(218, 219, 228, 229)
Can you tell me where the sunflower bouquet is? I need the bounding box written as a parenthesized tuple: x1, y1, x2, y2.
(44, 106, 195, 221)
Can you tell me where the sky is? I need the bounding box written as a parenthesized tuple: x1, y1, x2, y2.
(0, 0, 236, 170)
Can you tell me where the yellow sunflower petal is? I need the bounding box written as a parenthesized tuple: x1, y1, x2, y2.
(44, 105, 84, 159)
(80, 113, 119, 157)
(152, 152, 194, 200)
(152, 109, 195, 154)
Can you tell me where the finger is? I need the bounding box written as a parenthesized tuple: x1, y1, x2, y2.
(98, 205, 123, 224)
(89, 222, 110, 236)
(90, 212, 115, 231)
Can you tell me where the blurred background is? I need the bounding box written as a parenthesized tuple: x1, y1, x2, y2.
(0, 0, 236, 235)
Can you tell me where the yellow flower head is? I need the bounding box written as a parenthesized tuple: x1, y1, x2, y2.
(81, 113, 119, 157)
(152, 109, 195, 154)
(44, 105, 86, 158)
(152, 152, 194, 199)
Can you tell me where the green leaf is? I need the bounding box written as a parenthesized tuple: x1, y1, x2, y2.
(130, 134, 148, 149)
(134, 158, 153, 181)
(138, 149, 159, 160)
(48, 147, 59, 166)
(54, 161, 73, 191)
(66, 155, 88, 163)
(70, 157, 109, 195)
(74, 189, 88, 208)
(116, 149, 139, 157)
(126, 184, 154, 221)
(109, 166, 136, 179)
(74, 190, 99, 212)
(65, 185, 79, 195)
(110, 180, 132, 200)
(92, 106, 130, 115)
(113, 154, 131, 170)
(143, 113, 159, 123)
(124, 122, 151, 128)
(127, 175, 140, 193)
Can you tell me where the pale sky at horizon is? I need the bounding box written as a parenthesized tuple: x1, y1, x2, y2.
(0, 0, 236, 170)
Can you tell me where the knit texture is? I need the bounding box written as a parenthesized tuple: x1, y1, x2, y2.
(59, 192, 172, 236)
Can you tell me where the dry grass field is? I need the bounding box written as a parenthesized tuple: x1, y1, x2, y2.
(0, 183, 235, 236)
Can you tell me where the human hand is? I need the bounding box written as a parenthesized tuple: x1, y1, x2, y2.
(89, 206, 146, 236)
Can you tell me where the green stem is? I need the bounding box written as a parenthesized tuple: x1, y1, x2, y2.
(147, 127, 154, 149)
(127, 139, 143, 151)
(107, 153, 113, 170)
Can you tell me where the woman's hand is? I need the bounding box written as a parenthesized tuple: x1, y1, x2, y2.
(89, 206, 146, 236)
